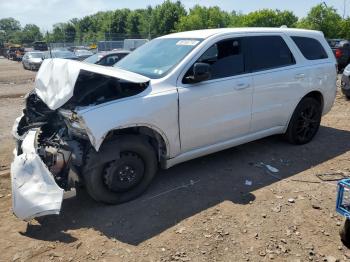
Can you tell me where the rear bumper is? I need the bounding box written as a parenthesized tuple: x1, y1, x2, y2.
(11, 130, 64, 221)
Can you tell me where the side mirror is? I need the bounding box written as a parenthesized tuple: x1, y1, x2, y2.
(185, 62, 211, 84)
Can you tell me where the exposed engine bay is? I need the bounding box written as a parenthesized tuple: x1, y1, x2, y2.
(16, 71, 148, 189)
(11, 58, 150, 220)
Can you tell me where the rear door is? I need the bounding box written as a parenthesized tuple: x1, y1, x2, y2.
(177, 37, 253, 153)
(246, 35, 308, 133)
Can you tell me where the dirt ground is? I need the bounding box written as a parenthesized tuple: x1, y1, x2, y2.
(0, 57, 350, 262)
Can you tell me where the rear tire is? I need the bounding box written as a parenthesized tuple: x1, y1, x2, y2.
(83, 135, 158, 204)
(285, 97, 322, 145)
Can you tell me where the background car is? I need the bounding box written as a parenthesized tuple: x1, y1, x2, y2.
(43, 50, 78, 60)
(328, 39, 350, 71)
(83, 50, 130, 66)
(341, 64, 350, 99)
(15, 48, 25, 61)
(32, 41, 48, 51)
(7, 46, 23, 61)
(22, 51, 43, 70)
(74, 49, 94, 60)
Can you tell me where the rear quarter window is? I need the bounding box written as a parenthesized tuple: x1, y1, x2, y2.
(292, 36, 328, 60)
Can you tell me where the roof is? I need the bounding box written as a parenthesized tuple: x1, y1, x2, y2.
(160, 27, 324, 39)
(98, 50, 131, 55)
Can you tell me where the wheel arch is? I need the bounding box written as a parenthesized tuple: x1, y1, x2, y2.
(303, 90, 324, 111)
(284, 90, 324, 132)
(99, 124, 170, 162)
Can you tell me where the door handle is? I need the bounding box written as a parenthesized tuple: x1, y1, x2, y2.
(235, 83, 250, 90)
(295, 73, 306, 79)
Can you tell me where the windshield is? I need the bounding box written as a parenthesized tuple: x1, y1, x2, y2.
(84, 53, 100, 64)
(29, 53, 42, 58)
(75, 50, 93, 56)
(115, 38, 202, 79)
(53, 51, 76, 58)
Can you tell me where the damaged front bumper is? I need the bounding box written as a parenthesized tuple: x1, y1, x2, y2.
(11, 130, 65, 220)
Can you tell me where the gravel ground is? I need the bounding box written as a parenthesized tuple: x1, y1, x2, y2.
(0, 57, 350, 262)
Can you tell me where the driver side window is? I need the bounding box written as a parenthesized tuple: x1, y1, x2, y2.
(184, 38, 246, 82)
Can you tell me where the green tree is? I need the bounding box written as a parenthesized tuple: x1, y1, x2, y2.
(64, 23, 76, 42)
(21, 24, 43, 44)
(51, 23, 65, 42)
(137, 6, 153, 38)
(151, 0, 186, 35)
(296, 4, 342, 38)
(126, 10, 142, 36)
(176, 5, 231, 31)
(110, 9, 130, 38)
(339, 18, 350, 39)
(0, 17, 21, 33)
(229, 11, 245, 27)
(0, 17, 21, 43)
(243, 9, 298, 27)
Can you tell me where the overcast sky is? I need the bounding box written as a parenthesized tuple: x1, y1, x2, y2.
(0, 0, 348, 31)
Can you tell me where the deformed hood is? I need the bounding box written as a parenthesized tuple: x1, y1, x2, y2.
(35, 58, 150, 110)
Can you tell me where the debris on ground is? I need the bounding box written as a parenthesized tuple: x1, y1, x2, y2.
(316, 171, 350, 182)
(245, 180, 253, 186)
(288, 198, 295, 203)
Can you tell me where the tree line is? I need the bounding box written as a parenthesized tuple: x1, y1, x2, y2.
(1, 1, 350, 45)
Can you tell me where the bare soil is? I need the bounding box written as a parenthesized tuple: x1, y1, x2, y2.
(0, 57, 350, 262)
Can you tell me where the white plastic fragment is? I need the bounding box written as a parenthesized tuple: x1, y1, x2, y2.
(265, 164, 279, 173)
(11, 130, 64, 221)
(245, 180, 253, 186)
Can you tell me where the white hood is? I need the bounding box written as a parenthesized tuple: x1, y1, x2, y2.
(35, 58, 150, 110)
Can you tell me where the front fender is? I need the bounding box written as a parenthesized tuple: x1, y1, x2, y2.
(78, 90, 180, 158)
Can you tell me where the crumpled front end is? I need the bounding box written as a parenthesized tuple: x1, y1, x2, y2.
(11, 130, 64, 221)
(11, 58, 150, 220)
(11, 91, 85, 220)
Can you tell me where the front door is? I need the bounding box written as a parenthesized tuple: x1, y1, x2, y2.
(177, 37, 253, 153)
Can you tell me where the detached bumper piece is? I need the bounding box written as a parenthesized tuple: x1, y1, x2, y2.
(11, 130, 64, 221)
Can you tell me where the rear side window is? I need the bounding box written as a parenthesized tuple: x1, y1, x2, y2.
(246, 36, 295, 72)
(292, 36, 328, 60)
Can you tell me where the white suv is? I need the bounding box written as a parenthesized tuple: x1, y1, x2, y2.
(12, 28, 337, 220)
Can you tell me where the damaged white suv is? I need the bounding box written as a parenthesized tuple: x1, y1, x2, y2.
(12, 28, 337, 220)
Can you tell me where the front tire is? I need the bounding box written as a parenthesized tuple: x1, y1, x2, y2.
(285, 97, 322, 145)
(84, 135, 158, 204)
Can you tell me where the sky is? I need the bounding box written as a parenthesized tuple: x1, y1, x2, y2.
(0, 0, 348, 31)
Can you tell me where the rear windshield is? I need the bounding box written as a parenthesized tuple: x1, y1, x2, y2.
(29, 53, 43, 58)
(292, 36, 328, 60)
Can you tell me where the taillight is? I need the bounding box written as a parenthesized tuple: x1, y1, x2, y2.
(336, 48, 343, 59)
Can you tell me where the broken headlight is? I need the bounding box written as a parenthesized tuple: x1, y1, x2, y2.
(58, 109, 88, 139)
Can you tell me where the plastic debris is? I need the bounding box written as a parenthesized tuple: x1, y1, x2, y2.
(265, 164, 279, 173)
(245, 180, 253, 186)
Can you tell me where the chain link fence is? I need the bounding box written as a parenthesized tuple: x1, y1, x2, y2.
(1, 33, 161, 56)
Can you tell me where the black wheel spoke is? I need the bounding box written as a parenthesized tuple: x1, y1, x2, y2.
(103, 152, 145, 193)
